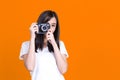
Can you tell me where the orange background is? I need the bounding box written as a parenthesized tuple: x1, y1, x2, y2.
(0, 0, 120, 80)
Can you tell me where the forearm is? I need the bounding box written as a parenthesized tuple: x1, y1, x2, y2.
(52, 42, 68, 74)
(25, 38, 35, 71)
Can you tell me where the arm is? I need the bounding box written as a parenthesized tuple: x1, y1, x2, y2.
(23, 22, 38, 71)
(52, 42, 68, 74)
(46, 29, 68, 74)
(23, 38, 35, 71)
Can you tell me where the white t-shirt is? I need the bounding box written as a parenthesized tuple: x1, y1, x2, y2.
(19, 40, 69, 80)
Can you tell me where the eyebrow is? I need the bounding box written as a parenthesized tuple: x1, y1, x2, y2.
(51, 23, 56, 24)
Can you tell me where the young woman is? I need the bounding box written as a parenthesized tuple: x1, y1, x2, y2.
(19, 10, 69, 80)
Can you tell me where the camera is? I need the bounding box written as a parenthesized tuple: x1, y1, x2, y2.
(37, 23, 50, 34)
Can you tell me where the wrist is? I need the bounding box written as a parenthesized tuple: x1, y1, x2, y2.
(30, 34, 36, 39)
(52, 41, 57, 48)
(30, 36, 35, 41)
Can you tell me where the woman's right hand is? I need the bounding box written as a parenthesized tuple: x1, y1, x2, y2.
(29, 22, 38, 39)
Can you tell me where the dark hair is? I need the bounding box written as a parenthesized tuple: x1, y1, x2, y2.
(35, 10, 60, 53)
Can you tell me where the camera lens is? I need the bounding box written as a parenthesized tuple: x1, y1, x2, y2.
(41, 25, 48, 31)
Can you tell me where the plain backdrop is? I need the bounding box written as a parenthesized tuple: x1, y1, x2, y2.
(0, 0, 120, 80)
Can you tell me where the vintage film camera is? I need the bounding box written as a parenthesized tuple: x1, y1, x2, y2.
(37, 23, 50, 34)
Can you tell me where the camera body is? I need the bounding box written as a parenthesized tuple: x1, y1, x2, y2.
(37, 23, 50, 34)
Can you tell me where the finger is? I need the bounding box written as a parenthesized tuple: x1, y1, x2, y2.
(48, 33, 50, 35)
(47, 38, 51, 42)
(46, 32, 50, 35)
(48, 29, 52, 32)
(32, 22, 37, 25)
(33, 26, 38, 29)
(34, 29, 38, 31)
(46, 37, 49, 41)
(48, 39, 51, 42)
(36, 26, 39, 33)
(34, 30, 38, 33)
(31, 23, 36, 27)
(33, 25, 38, 28)
(49, 30, 51, 32)
(31, 23, 37, 27)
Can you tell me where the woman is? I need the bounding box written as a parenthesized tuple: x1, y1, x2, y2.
(19, 10, 69, 80)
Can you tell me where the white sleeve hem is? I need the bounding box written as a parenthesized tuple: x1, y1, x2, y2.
(59, 40, 69, 58)
(19, 41, 30, 60)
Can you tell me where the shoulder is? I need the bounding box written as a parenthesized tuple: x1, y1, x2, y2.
(59, 40, 66, 47)
(59, 40, 64, 45)
(22, 41, 30, 44)
(21, 41, 30, 46)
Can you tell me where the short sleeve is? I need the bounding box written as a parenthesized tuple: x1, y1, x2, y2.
(60, 41, 69, 58)
(19, 41, 30, 60)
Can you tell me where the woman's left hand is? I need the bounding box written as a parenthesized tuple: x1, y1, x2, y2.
(46, 29, 56, 45)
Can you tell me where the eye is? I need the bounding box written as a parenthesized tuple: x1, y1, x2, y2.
(52, 25, 55, 27)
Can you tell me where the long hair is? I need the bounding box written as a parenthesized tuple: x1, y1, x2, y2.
(35, 10, 60, 53)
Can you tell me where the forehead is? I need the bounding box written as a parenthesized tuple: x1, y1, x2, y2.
(48, 17, 57, 24)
